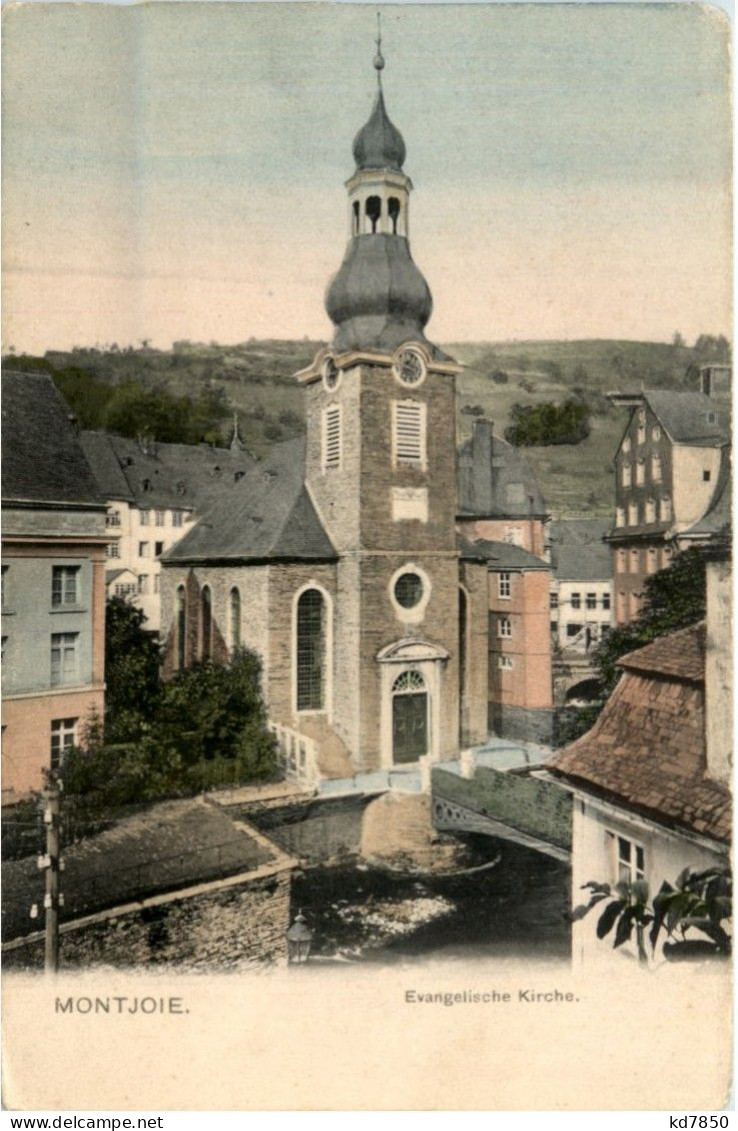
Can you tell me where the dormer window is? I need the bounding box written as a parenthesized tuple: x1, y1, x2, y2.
(637, 409, 646, 445)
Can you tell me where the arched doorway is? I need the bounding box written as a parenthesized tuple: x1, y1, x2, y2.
(392, 670, 428, 764)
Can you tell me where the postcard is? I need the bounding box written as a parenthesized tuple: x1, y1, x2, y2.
(1, 0, 732, 1113)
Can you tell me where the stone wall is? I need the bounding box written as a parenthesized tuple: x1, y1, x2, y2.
(4, 870, 292, 973)
(432, 765, 572, 852)
(488, 702, 555, 746)
(238, 795, 374, 864)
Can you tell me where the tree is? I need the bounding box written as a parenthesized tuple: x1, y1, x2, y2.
(104, 597, 162, 742)
(572, 867, 732, 964)
(592, 547, 706, 698)
(505, 399, 590, 447)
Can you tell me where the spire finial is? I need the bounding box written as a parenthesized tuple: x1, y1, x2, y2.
(373, 12, 385, 84)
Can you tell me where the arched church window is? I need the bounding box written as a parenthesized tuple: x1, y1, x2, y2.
(201, 585, 212, 661)
(352, 200, 360, 236)
(393, 669, 426, 694)
(365, 195, 381, 234)
(388, 197, 400, 234)
(296, 589, 326, 711)
(230, 587, 241, 651)
(176, 585, 186, 670)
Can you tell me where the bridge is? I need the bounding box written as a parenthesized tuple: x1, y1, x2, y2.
(553, 649, 602, 706)
(431, 759, 572, 863)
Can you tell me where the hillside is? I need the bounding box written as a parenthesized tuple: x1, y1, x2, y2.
(3, 336, 728, 518)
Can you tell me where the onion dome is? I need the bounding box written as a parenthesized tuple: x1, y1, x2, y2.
(325, 234, 432, 354)
(352, 90, 406, 172)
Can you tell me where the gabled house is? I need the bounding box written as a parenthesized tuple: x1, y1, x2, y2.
(2, 372, 108, 801)
(548, 518, 613, 654)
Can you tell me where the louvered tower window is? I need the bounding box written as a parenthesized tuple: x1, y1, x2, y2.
(296, 589, 326, 711)
(322, 405, 341, 470)
(393, 401, 426, 468)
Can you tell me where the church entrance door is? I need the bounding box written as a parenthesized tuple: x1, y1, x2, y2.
(391, 670, 429, 764)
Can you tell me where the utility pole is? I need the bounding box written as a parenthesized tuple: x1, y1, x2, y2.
(39, 783, 62, 974)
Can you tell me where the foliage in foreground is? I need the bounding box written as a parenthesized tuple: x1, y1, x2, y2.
(572, 867, 732, 964)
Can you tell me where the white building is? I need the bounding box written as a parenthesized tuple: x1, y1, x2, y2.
(80, 429, 253, 632)
(548, 518, 613, 653)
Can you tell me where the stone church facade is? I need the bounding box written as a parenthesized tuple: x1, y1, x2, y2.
(160, 49, 543, 775)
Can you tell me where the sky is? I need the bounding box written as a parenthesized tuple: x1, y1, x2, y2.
(2, 1, 732, 353)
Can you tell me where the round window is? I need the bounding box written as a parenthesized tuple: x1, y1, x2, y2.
(322, 356, 340, 391)
(393, 346, 426, 387)
(394, 572, 424, 609)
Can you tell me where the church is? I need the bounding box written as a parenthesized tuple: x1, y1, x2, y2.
(160, 42, 552, 780)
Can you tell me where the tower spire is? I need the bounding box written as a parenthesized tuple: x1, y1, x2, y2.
(374, 12, 385, 87)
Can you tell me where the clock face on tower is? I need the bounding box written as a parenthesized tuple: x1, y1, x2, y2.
(393, 346, 427, 388)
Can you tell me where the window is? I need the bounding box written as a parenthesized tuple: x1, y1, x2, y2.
(504, 526, 523, 546)
(394, 572, 424, 609)
(50, 718, 78, 772)
(652, 454, 662, 483)
(52, 565, 79, 607)
(628, 502, 639, 526)
(393, 401, 426, 467)
(498, 656, 514, 670)
(636, 460, 645, 486)
(602, 593, 611, 610)
(615, 507, 625, 528)
(498, 616, 512, 638)
(571, 592, 581, 610)
(586, 593, 597, 610)
(706, 411, 717, 426)
(114, 582, 136, 598)
(106, 543, 120, 559)
(201, 586, 212, 661)
(645, 498, 656, 523)
(296, 589, 326, 711)
(106, 510, 121, 527)
(652, 426, 661, 442)
(622, 437, 631, 454)
(230, 588, 241, 651)
(172, 511, 183, 528)
(176, 586, 186, 670)
(154, 575, 160, 594)
(50, 633, 79, 686)
(660, 496, 672, 522)
(155, 509, 166, 526)
(566, 623, 582, 638)
(614, 834, 645, 884)
(139, 542, 150, 558)
(617, 549, 626, 573)
(498, 572, 511, 599)
(550, 592, 559, 609)
(322, 405, 342, 470)
(637, 409, 646, 445)
(365, 194, 381, 233)
(647, 548, 658, 574)
(617, 591, 627, 619)
(629, 591, 640, 618)
(703, 469, 711, 483)
(138, 574, 149, 595)
(155, 541, 164, 558)
(621, 463, 632, 487)
(139, 510, 150, 526)
(630, 548, 640, 572)
(388, 197, 400, 234)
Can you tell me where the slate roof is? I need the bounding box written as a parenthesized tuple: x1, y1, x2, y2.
(163, 437, 336, 564)
(80, 431, 254, 512)
(1, 798, 275, 943)
(2, 371, 105, 508)
(549, 622, 731, 844)
(549, 519, 612, 581)
(458, 535, 549, 571)
(458, 420, 546, 518)
(643, 389, 729, 445)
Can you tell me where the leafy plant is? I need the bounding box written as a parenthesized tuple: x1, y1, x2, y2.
(571, 867, 732, 964)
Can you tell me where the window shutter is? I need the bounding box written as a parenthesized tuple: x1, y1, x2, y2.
(323, 405, 341, 469)
(394, 402, 424, 466)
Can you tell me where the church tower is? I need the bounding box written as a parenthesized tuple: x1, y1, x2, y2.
(297, 32, 462, 771)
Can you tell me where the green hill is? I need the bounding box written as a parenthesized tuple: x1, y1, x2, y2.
(3, 335, 728, 518)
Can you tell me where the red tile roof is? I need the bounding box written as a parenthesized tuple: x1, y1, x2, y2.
(617, 622, 705, 683)
(550, 624, 730, 844)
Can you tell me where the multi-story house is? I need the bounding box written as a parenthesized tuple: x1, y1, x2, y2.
(2, 372, 108, 801)
(548, 518, 613, 652)
(80, 429, 253, 632)
(605, 388, 729, 625)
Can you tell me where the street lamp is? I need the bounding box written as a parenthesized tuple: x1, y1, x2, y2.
(287, 910, 314, 964)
